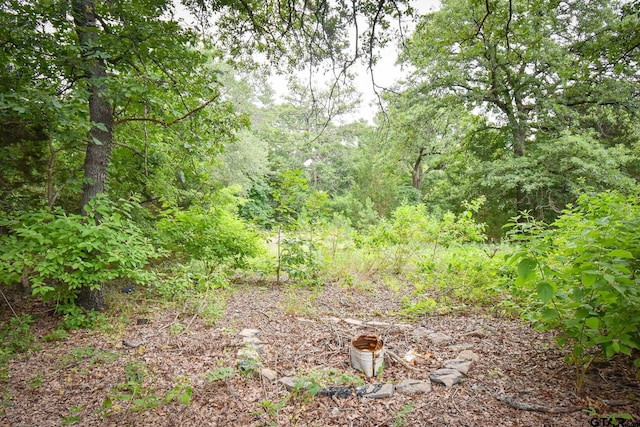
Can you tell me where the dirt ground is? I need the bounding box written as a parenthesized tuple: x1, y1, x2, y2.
(1, 280, 639, 426)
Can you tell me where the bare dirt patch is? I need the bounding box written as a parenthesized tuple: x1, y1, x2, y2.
(1, 281, 638, 426)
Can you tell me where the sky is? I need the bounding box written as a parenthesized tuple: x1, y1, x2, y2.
(268, 0, 442, 124)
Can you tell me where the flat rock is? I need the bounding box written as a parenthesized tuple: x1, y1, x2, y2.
(259, 368, 278, 382)
(427, 331, 454, 344)
(122, 339, 144, 348)
(356, 383, 394, 399)
(242, 336, 264, 345)
(237, 346, 261, 373)
(412, 326, 433, 338)
(366, 321, 391, 327)
(238, 328, 260, 338)
(447, 343, 474, 351)
(463, 328, 488, 338)
(443, 359, 473, 375)
(278, 376, 297, 391)
(278, 376, 312, 391)
(322, 316, 342, 323)
(296, 317, 315, 323)
(457, 349, 480, 363)
(343, 318, 364, 326)
(396, 378, 432, 394)
(430, 368, 465, 388)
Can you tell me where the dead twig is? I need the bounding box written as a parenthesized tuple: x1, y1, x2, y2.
(385, 349, 417, 370)
(497, 395, 583, 414)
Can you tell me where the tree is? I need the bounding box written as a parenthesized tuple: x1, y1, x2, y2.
(1, 1, 238, 309)
(2, 0, 417, 309)
(403, 0, 639, 220)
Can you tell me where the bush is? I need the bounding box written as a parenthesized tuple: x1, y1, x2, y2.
(358, 199, 486, 273)
(0, 197, 157, 305)
(156, 188, 263, 275)
(507, 190, 640, 396)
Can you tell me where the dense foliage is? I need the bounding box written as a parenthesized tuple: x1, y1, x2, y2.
(508, 191, 640, 396)
(0, 0, 638, 405)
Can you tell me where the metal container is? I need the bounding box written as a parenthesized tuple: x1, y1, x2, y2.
(350, 335, 384, 377)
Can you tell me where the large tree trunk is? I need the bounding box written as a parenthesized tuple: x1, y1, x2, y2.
(411, 147, 426, 190)
(73, 0, 113, 311)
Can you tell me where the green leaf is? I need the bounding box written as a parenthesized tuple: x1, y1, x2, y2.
(541, 308, 559, 321)
(94, 122, 108, 132)
(584, 317, 599, 329)
(517, 258, 538, 281)
(581, 272, 598, 287)
(607, 249, 633, 259)
(91, 136, 103, 146)
(537, 282, 554, 303)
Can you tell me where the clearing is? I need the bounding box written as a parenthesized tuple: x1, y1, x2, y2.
(1, 280, 638, 426)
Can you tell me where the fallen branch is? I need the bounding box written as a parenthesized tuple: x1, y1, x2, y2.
(386, 349, 418, 370)
(497, 395, 583, 414)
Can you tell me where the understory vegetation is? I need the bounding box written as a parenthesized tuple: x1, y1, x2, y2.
(1, 0, 639, 423)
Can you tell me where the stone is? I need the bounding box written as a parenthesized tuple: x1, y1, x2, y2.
(259, 368, 278, 382)
(278, 376, 297, 391)
(463, 328, 488, 338)
(237, 346, 261, 373)
(343, 318, 364, 326)
(296, 317, 315, 323)
(242, 336, 264, 345)
(412, 326, 433, 338)
(319, 386, 353, 398)
(356, 383, 394, 399)
(427, 331, 454, 344)
(457, 349, 480, 363)
(447, 343, 474, 351)
(429, 368, 465, 388)
(322, 316, 342, 324)
(278, 376, 312, 391)
(396, 378, 432, 394)
(443, 359, 473, 375)
(366, 321, 391, 327)
(238, 328, 260, 338)
(122, 339, 144, 348)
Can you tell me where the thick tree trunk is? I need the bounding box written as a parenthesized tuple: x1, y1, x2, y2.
(73, 0, 113, 311)
(411, 147, 425, 190)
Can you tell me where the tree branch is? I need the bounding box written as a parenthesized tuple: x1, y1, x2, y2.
(114, 94, 220, 127)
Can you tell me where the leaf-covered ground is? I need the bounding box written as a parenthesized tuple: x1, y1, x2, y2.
(1, 281, 638, 426)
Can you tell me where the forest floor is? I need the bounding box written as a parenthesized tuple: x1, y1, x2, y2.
(1, 279, 639, 426)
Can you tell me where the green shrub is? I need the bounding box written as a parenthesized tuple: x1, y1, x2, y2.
(0, 197, 157, 305)
(358, 199, 487, 273)
(507, 190, 640, 396)
(156, 188, 263, 275)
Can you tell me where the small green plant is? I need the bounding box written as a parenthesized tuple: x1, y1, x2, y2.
(61, 405, 83, 425)
(102, 360, 157, 414)
(253, 397, 288, 426)
(393, 401, 414, 427)
(57, 304, 106, 330)
(0, 314, 36, 356)
(204, 366, 234, 383)
(583, 407, 633, 426)
(27, 372, 43, 389)
(163, 376, 193, 406)
(400, 296, 439, 318)
(42, 328, 70, 342)
(102, 361, 192, 416)
(58, 346, 119, 368)
(170, 322, 185, 336)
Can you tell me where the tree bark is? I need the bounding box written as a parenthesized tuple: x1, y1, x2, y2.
(72, 0, 113, 311)
(411, 147, 426, 190)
